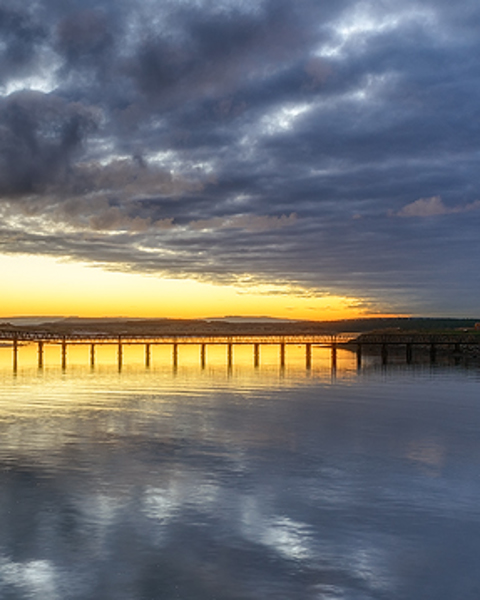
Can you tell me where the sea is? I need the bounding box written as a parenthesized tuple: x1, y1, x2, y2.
(0, 342, 479, 599)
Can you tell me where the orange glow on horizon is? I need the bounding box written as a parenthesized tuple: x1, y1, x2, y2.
(0, 253, 396, 321)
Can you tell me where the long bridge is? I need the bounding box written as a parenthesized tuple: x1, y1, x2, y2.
(0, 330, 355, 371)
(0, 329, 478, 370)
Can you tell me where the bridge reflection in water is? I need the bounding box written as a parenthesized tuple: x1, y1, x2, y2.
(0, 333, 354, 372)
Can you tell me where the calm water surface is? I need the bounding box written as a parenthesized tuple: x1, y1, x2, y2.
(0, 345, 479, 599)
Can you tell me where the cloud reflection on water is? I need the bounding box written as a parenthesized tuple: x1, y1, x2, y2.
(0, 358, 479, 598)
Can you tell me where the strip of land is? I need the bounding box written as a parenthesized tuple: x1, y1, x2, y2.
(0, 316, 478, 337)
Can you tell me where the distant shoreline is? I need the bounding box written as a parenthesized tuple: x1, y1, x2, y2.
(0, 316, 478, 337)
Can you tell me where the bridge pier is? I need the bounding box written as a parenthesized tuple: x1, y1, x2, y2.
(38, 341, 44, 369)
(356, 343, 362, 369)
(118, 336, 123, 371)
(430, 343, 436, 364)
(61, 338, 67, 370)
(145, 343, 151, 368)
(406, 343, 413, 364)
(331, 343, 337, 370)
(305, 343, 312, 369)
(454, 342, 461, 365)
(254, 343, 260, 367)
(201, 343, 206, 368)
(453, 342, 462, 366)
(13, 337, 18, 372)
(280, 342, 285, 368)
(173, 343, 178, 368)
(381, 343, 388, 366)
(228, 343, 233, 367)
(90, 344, 95, 368)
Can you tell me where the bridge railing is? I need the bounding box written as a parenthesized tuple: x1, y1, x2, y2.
(0, 329, 357, 345)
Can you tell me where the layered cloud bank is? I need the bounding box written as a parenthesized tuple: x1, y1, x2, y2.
(1, 0, 479, 314)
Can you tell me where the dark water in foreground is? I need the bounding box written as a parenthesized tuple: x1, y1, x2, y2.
(0, 346, 479, 599)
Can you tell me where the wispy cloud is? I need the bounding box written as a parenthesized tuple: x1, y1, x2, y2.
(189, 213, 297, 232)
(394, 196, 480, 218)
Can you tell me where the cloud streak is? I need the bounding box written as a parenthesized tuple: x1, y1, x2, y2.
(395, 196, 480, 218)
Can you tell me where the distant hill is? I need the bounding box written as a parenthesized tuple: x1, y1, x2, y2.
(0, 316, 478, 336)
(323, 317, 479, 333)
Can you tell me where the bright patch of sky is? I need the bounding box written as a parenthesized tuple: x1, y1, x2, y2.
(98, 153, 132, 166)
(345, 72, 397, 104)
(148, 149, 186, 171)
(0, 46, 60, 96)
(148, 150, 216, 180)
(1, 71, 58, 96)
(261, 103, 312, 135)
(320, 3, 437, 58)
(229, 193, 253, 206)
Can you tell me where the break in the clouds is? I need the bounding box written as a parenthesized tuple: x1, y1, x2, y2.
(1, 0, 480, 315)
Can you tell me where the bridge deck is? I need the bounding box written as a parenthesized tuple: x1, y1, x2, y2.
(0, 330, 355, 345)
(1, 329, 479, 345)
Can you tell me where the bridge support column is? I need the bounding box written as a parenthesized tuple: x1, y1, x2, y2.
(430, 343, 436, 364)
(454, 342, 461, 365)
(306, 343, 312, 369)
(118, 336, 123, 371)
(38, 341, 44, 369)
(61, 338, 67, 370)
(13, 337, 18, 372)
(381, 343, 388, 365)
(406, 343, 413, 364)
(201, 343, 206, 368)
(90, 344, 95, 368)
(173, 343, 178, 368)
(280, 342, 285, 368)
(254, 343, 260, 368)
(145, 343, 151, 368)
(356, 343, 362, 369)
(331, 343, 337, 370)
(228, 343, 233, 368)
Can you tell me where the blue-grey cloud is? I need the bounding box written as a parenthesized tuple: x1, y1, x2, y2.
(0, 0, 479, 315)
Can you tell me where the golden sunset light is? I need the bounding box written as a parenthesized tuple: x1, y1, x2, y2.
(0, 253, 370, 320)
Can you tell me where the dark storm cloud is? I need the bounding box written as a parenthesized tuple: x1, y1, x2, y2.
(0, 2, 47, 82)
(54, 8, 115, 76)
(0, 90, 98, 194)
(1, 0, 480, 314)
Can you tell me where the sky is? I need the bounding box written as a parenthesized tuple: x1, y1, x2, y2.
(0, 0, 479, 319)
